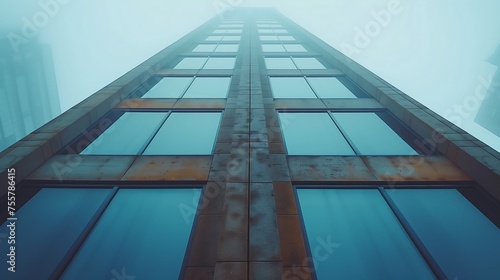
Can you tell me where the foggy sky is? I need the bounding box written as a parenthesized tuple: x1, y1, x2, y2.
(1, 0, 499, 151)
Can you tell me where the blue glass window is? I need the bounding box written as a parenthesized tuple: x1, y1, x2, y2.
(61, 189, 201, 280)
(306, 77, 357, 98)
(388, 189, 500, 279)
(142, 77, 193, 98)
(262, 44, 286, 52)
(292, 57, 326, 69)
(214, 44, 239, 52)
(143, 112, 222, 155)
(203, 57, 236, 69)
(297, 189, 435, 280)
(174, 57, 208, 69)
(270, 77, 316, 98)
(283, 44, 307, 52)
(279, 113, 354, 155)
(81, 112, 167, 155)
(331, 112, 418, 155)
(192, 44, 217, 52)
(265, 57, 296, 69)
(0, 188, 111, 280)
(182, 77, 231, 98)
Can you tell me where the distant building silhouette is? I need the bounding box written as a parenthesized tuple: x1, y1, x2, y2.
(0, 40, 60, 151)
(475, 44, 500, 136)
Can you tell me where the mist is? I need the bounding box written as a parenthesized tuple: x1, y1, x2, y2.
(1, 0, 499, 151)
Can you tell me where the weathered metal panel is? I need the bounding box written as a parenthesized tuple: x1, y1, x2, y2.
(122, 156, 211, 181)
(288, 156, 378, 182)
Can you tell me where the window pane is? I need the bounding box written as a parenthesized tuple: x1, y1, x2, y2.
(81, 112, 167, 155)
(61, 189, 201, 280)
(225, 29, 241, 34)
(174, 57, 207, 69)
(278, 35, 295, 41)
(297, 189, 435, 280)
(331, 113, 418, 155)
(306, 77, 357, 98)
(284, 44, 307, 52)
(265, 57, 296, 69)
(258, 29, 274, 33)
(206, 36, 222, 41)
(389, 189, 500, 279)
(274, 29, 288, 33)
(183, 77, 231, 98)
(270, 77, 316, 98)
(203, 57, 236, 69)
(262, 44, 286, 52)
(292, 57, 326, 69)
(260, 35, 278, 41)
(143, 112, 222, 155)
(215, 44, 239, 52)
(221, 36, 240, 41)
(0, 188, 111, 280)
(279, 113, 354, 155)
(142, 77, 193, 98)
(192, 44, 217, 52)
(213, 29, 226, 34)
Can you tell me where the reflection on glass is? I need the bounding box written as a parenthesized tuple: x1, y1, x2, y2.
(270, 77, 316, 98)
(206, 36, 223, 41)
(81, 112, 167, 155)
(306, 77, 357, 98)
(262, 44, 286, 52)
(279, 113, 354, 155)
(221, 36, 241, 41)
(142, 77, 193, 98)
(292, 57, 326, 69)
(144, 112, 221, 155)
(284, 44, 307, 52)
(260, 35, 279, 41)
(61, 189, 201, 280)
(274, 29, 288, 33)
(265, 57, 296, 69)
(183, 77, 231, 98)
(0, 188, 110, 280)
(203, 57, 236, 69)
(297, 189, 435, 280)
(213, 29, 226, 34)
(174, 57, 208, 69)
(215, 44, 239, 52)
(332, 113, 418, 155)
(278, 35, 295, 41)
(258, 29, 274, 33)
(193, 44, 217, 52)
(389, 189, 500, 279)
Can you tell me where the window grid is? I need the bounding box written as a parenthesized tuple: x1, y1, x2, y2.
(262, 44, 308, 53)
(192, 44, 240, 53)
(79, 111, 223, 155)
(174, 56, 237, 70)
(6, 186, 204, 279)
(295, 185, 499, 279)
(269, 76, 357, 99)
(279, 111, 419, 156)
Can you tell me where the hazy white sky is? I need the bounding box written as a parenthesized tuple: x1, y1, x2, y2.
(1, 0, 499, 151)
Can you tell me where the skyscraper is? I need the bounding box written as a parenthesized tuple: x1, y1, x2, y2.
(0, 40, 61, 152)
(1, 8, 499, 280)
